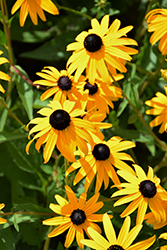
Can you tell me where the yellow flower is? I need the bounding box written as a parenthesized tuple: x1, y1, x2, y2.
(66, 136, 135, 192)
(160, 69, 167, 82)
(66, 15, 138, 84)
(0, 51, 10, 93)
(81, 213, 156, 250)
(112, 164, 167, 224)
(43, 185, 109, 249)
(77, 75, 123, 114)
(26, 100, 104, 163)
(11, 0, 59, 27)
(0, 203, 7, 224)
(34, 67, 81, 104)
(145, 199, 167, 229)
(145, 86, 167, 133)
(145, 8, 167, 55)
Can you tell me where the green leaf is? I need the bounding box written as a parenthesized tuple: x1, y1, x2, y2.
(0, 131, 27, 144)
(128, 112, 138, 124)
(13, 214, 19, 232)
(6, 141, 35, 173)
(0, 98, 11, 131)
(0, 227, 15, 250)
(0, 30, 7, 46)
(11, 65, 33, 120)
(20, 33, 76, 61)
(117, 81, 130, 117)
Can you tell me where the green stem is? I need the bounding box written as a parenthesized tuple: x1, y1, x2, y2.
(154, 151, 167, 173)
(111, 74, 167, 151)
(138, 112, 167, 151)
(42, 226, 53, 250)
(65, 158, 69, 187)
(110, 74, 139, 113)
(127, 62, 150, 75)
(0, 0, 14, 101)
(57, 4, 92, 20)
(3, 211, 55, 216)
(11, 65, 46, 90)
(0, 98, 26, 129)
(139, 67, 161, 97)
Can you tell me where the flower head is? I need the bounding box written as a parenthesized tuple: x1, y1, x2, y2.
(77, 75, 123, 114)
(145, 86, 167, 133)
(0, 203, 7, 224)
(66, 15, 138, 84)
(66, 136, 135, 192)
(26, 100, 104, 163)
(43, 185, 108, 249)
(11, 0, 59, 27)
(81, 213, 155, 250)
(112, 164, 167, 224)
(0, 51, 10, 93)
(145, 8, 167, 55)
(34, 67, 81, 104)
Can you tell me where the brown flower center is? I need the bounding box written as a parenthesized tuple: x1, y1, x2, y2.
(84, 34, 103, 52)
(139, 180, 157, 198)
(58, 76, 72, 91)
(70, 209, 86, 225)
(49, 109, 71, 130)
(84, 81, 98, 95)
(92, 143, 110, 160)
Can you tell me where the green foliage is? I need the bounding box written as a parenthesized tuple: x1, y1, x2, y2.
(0, 0, 167, 249)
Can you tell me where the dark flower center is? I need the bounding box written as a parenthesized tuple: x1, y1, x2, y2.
(107, 245, 124, 250)
(92, 143, 110, 161)
(49, 109, 71, 130)
(58, 76, 72, 91)
(84, 81, 98, 95)
(84, 34, 103, 52)
(70, 209, 86, 225)
(139, 180, 157, 198)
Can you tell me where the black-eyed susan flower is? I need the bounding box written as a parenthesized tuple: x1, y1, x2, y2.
(145, 86, 167, 133)
(66, 15, 138, 84)
(145, 8, 167, 55)
(0, 203, 7, 224)
(81, 213, 156, 250)
(112, 164, 167, 224)
(34, 67, 81, 104)
(77, 75, 123, 114)
(43, 185, 109, 249)
(26, 100, 104, 163)
(145, 199, 167, 229)
(11, 0, 59, 27)
(0, 51, 10, 93)
(66, 136, 135, 192)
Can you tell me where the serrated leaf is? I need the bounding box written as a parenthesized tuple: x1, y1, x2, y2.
(0, 131, 27, 143)
(11, 65, 33, 120)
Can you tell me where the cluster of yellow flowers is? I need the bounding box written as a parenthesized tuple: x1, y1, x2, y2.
(1, 1, 167, 250)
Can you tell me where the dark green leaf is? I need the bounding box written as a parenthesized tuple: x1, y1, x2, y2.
(11, 65, 33, 120)
(0, 131, 27, 144)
